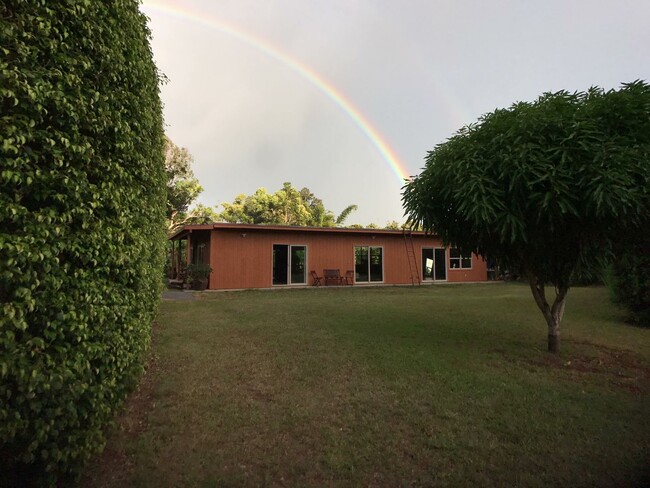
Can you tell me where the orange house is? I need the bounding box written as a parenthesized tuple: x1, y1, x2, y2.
(169, 223, 488, 290)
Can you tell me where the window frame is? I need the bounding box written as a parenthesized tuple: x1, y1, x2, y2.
(449, 248, 472, 270)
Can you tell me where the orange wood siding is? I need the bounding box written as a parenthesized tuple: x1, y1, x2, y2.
(446, 258, 488, 282)
(207, 228, 487, 290)
(411, 235, 487, 283)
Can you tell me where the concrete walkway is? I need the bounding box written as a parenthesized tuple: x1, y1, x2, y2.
(162, 289, 198, 301)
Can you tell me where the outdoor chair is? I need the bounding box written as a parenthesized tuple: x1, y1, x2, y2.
(310, 270, 322, 287)
(344, 270, 354, 285)
(168, 270, 186, 290)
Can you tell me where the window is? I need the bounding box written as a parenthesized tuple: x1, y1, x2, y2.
(355, 246, 383, 282)
(273, 244, 306, 285)
(449, 248, 472, 269)
(196, 243, 206, 264)
(190, 239, 208, 265)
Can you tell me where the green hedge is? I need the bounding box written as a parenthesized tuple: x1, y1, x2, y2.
(0, 1, 165, 483)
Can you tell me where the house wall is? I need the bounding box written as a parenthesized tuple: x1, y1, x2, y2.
(415, 236, 487, 283)
(208, 228, 487, 290)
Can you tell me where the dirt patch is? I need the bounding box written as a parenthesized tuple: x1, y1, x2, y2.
(497, 341, 650, 394)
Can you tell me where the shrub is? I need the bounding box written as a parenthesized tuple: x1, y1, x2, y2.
(186, 263, 212, 291)
(0, 1, 165, 483)
(187, 263, 212, 281)
(607, 226, 650, 327)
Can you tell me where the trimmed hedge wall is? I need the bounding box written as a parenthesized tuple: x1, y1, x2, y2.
(1, 1, 165, 483)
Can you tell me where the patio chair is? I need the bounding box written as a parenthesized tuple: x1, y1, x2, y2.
(344, 270, 354, 285)
(310, 270, 322, 287)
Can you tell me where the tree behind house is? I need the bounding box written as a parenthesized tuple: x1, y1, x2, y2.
(219, 182, 357, 227)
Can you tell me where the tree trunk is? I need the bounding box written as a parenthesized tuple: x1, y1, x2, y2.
(527, 273, 569, 353)
(547, 316, 560, 353)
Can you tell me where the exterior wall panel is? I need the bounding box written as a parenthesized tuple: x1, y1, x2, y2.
(446, 261, 487, 282)
(205, 227, 488, 290)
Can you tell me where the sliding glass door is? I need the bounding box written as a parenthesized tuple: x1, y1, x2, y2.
(422, 248, 447, 281)
(290, 246, 306, 284)
(273, 244, 306, 285)
(354, 246, 383, 283)
(434, 248, 446, 280)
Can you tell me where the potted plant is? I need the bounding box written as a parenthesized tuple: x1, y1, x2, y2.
(187, 263, 212, 291)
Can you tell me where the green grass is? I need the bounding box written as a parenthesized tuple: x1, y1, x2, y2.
(81, 284, 649, 487)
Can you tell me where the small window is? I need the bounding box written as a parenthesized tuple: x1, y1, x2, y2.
(197, 243, 206, 264)
(449, 248, 472, 269)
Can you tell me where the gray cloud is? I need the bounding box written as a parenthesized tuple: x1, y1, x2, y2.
(144, 0, 650, 225)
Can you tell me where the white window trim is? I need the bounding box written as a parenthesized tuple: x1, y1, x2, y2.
(449, 248, 473, 270)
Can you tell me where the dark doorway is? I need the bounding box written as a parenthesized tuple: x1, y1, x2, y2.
(273, 244, 288, 285)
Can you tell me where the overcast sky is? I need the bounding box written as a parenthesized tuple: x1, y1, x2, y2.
(141, 0, 650, 226)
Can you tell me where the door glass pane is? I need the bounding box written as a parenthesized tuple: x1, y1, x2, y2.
(273, 244, 288, 285)
(290, 246, 306, 284)
(434, 248, 447, 280)
(355, 246, 369, 282)
(422, 249, 434, 280)
(369, 247, 383, 282)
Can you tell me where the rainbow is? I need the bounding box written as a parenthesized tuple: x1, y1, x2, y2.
(141, 0, 412, 183)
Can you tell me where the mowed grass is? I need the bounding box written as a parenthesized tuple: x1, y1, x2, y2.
(82, 284, 649, 487)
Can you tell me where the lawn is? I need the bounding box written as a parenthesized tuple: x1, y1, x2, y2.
(81, 284, 649, 487)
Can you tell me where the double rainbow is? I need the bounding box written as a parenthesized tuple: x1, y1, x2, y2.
(141, 0, 412, 184)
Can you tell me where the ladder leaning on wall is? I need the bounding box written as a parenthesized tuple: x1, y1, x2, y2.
(403, 229, 420, 286)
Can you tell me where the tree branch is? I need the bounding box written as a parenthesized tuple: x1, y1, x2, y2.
(528, 272, 553, 324)
(551, 285, 569, 323)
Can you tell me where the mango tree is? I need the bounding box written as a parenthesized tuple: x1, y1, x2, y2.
(403, 81, 650, 352)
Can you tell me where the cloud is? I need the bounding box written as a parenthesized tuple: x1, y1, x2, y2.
(144, 0, 650, 225)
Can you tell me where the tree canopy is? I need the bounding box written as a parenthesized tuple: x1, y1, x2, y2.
(164, 137, 222, 233)
(219, 182, 357, 227)
(164, 137, 204, 232)
(403, 81, 650, 352)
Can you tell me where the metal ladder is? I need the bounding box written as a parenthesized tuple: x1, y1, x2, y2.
(403, 229, 420, 286)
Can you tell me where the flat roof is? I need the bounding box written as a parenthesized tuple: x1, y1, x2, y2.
(169, 222, 436, 240)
